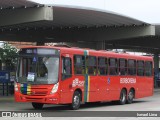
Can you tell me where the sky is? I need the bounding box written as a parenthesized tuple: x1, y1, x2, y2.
(29, 0, 160, 24)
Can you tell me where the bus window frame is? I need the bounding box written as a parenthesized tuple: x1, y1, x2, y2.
(109, 58, 118, 76)
(145, 61, 153, 77)
(98, 57, 108, 76)
(119, 58, 127, 76)
(61, 56, 72, 80)
(73, 55, 85, 75)
(86, 56, 97, 76)
(137, 60, 145, 76)
(128, 59, 136, 76)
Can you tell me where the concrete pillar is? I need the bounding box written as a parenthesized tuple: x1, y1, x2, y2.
(154, 53, 159, 87)
(96, 40, 105, 50)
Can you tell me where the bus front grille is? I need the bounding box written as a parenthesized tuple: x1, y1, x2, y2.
(25, 97, 43, 101)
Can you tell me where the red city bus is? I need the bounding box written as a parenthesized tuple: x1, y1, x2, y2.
(14, 46, 154, 110)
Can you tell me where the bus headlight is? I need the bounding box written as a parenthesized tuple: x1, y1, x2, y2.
(14, 82, 19, 92)
(50, 82, 59, 94)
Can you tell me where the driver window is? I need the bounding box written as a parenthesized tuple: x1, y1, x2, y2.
(62, 57, 72, 80)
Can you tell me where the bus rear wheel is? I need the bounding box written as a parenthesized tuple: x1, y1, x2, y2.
(70, 91, 81, 110)
(119, 89, 127, 105)
(32, 102, 44, 109)
(127, 89, 134, 104)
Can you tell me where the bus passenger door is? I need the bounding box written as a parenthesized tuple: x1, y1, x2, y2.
(60, 54, 73, 104)
(96, 57, 109, 101)
(85, 56, 99, 102)
(96, 75, 109, 101)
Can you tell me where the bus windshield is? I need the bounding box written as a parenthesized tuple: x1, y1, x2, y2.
(17, 48, 60, 84)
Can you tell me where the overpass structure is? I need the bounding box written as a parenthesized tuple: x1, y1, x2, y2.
(0, 0, 160, 86)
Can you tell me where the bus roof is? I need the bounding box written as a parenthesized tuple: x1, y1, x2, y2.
(20, 46, 153, 61)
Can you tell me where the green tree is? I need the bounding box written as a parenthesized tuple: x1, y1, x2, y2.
(0, 42, 18, 70)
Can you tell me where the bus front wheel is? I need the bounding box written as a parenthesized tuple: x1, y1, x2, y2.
(32, 102, 44, 109)
(119, 89, 127, 105)
(70, 91, 81, 110)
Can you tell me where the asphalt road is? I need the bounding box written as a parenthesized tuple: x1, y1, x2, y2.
(0, 89, 160, 119)
(0, 90, 160, 111)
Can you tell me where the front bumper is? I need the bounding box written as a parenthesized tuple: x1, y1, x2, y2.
(14, 92, 60, 104)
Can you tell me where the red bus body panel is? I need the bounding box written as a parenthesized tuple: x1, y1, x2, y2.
(15, 46, 154, 104)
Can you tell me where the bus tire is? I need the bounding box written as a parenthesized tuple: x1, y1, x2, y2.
(32, 102, 44, 109)
(119, 89, 127, 105)
(127, 89, 134, 104)
(70, 91, 81, 110)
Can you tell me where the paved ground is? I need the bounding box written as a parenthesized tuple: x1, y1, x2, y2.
(0, 89, 160, 119)
(0, 89, 160, 111)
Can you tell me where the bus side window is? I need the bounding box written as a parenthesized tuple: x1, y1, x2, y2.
(86, 56, 97, 75)
(74, 55, 85, 75)
(137, 60, 144, 76)
(128, 59, 136, 75)
(119, 59, 127, 75)
(62, 57, 72, 80)
(145, 61, 152, 76)
(98, 57, 107, 75)
(109, 58, 118, 75)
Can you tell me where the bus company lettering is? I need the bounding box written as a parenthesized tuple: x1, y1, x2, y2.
(120, 78, 136, 84)
(72, 78, 84, 87)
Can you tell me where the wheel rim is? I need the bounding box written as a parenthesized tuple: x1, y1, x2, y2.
(121, 91, 126, 102)
(128, 91, 134, 100)
(73, 95, 80, 107)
